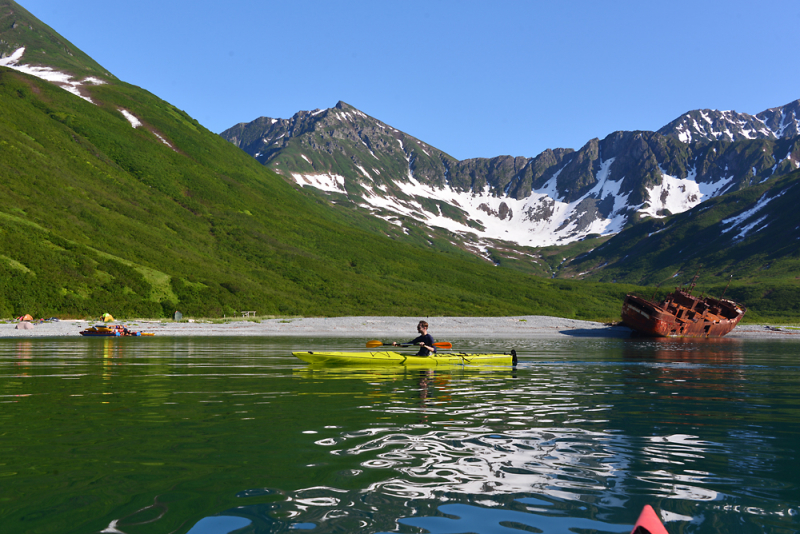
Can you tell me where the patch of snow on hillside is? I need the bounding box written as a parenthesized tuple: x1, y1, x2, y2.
(152, 132, 175, 150)
(676, 125, 692, 144)
(359, 138, 378, 159)
(290, 173, 346, 193)
(533, 167, 564, 201)
(396, 139, 416, 181)
(721, 189, 787, 239)
(119, 109, 142, 128)
(588, 158, 630, 233)
(648, 224, 672, 237)
(639, 168, 728, 219)
(729, 216, 769, 241)
(0, 47, 104, 103)
(311, 109, 325, 116)
(355, 157, 630, 247)
(0, 47, 26, 65)
(740, 116, 773, 139)
(697, 171, 735, 198)
(356, 165, 370, 179)
(301, 154, 312, 164)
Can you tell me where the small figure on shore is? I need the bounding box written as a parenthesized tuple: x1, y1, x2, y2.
(394, 320, 437, 356)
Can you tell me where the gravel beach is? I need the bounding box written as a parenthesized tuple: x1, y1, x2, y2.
(0, 316, 796, 340)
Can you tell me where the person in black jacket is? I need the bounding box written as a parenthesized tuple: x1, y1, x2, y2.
(394, 320, 436, 356)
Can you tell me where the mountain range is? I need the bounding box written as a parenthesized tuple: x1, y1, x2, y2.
(221, 101, 800, 252)
(220, 98, 800, 297)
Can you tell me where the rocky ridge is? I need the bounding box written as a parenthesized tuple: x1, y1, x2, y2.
(221, 100, 800, 253)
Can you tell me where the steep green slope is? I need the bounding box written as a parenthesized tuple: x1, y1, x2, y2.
(0, 66, 645, 320)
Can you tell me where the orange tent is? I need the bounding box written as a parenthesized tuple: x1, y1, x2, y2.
(17, 314, 33, 321)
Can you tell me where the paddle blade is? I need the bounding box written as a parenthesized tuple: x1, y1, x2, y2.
(433, 342, 452, 349)
(630, 505, 668, 534)
(365, 340, 384, 348)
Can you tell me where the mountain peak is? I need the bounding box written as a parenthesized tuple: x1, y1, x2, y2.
(334, 100, 356, 111)
(0, 0, 111, 79)
(657, 99, 800, 144)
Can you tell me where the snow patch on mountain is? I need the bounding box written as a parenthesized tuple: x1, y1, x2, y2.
(291, 173, 346, 193)
(287, 147, 753, 248)
(356, 165, 371, 178)
(340, 158, 632, 247)
(0, 47, 104, 103)
(117, 108, 175, 150)
(721, 189, 788, 240)
(119, 109, 142, 128)
(152, 132, 174, 149)
(638, 169, 735, 218)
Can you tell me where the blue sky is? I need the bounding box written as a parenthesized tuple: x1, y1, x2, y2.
(19, 0, 800, 160)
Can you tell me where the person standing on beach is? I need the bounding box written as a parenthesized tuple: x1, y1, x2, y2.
(394, 321, 437, 356)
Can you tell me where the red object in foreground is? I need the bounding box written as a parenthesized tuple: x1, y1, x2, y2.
(630, 505, 669, 534)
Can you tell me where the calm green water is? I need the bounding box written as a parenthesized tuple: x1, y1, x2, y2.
(0, 336, 798, 534)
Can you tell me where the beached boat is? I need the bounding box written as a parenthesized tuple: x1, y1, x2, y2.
(79, 324, 154, 337)
(293, 350, 517, 367)
(622, 288, 745, 338)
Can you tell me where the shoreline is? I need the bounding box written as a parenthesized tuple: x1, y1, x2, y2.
(0, 316, 797, 340)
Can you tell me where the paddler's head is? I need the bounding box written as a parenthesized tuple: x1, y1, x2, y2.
(417, 321, 428, 334)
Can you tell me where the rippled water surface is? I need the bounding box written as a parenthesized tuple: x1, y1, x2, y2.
(1, 336, 798, 533)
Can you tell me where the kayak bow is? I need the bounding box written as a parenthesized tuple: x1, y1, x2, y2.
(630, 505, 668, 534)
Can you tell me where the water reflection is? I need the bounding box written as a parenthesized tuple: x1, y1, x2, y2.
(1, 336, 799, 534)
(188, 494, 635, 534)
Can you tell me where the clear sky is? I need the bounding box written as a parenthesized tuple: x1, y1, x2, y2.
(18, 0, 800, 160)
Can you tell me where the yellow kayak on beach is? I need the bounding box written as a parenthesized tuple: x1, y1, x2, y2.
(292, 350, 517, 367)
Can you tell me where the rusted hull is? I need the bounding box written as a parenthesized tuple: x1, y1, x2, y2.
(621, 291, 745, 338)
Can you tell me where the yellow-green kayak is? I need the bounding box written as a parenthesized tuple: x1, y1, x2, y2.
(292, 350, 516, 367)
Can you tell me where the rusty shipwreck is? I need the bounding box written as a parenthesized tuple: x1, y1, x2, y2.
(621, 280, 746, 338)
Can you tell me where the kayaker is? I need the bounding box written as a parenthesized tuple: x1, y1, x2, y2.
(393, 321, 437, 356)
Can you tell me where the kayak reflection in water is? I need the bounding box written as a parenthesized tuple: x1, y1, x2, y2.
(393, 320, 437, 356)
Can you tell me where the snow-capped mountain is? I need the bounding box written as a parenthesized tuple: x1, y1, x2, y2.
(657, 101, 800, 143)
(221, 100, 800, 256)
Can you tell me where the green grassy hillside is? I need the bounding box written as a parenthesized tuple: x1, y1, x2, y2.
(0, 66, 648, 320)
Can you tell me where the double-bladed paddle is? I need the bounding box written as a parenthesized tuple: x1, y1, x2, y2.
(366, 340, 452, 349)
